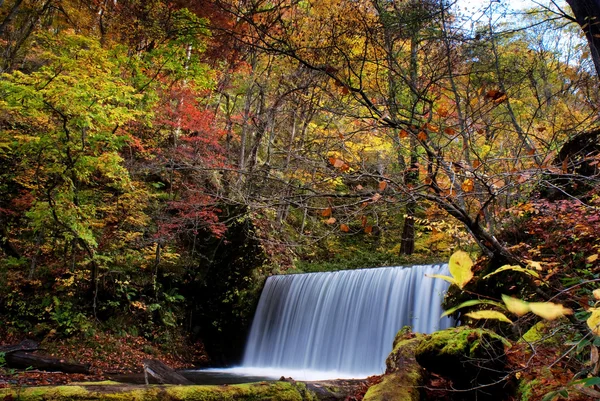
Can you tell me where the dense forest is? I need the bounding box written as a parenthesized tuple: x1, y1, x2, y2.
(1, 0, 600, 398)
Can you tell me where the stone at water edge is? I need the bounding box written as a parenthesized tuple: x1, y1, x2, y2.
(363, 327, 425, 401)
(415, 326, 512, 400)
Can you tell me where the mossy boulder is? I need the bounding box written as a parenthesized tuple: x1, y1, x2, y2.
(0, 381, 309, 401)
(363, 327, 425, 401)
(415, 326, 511, 399)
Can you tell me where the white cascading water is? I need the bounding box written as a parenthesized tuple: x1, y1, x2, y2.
(220, 264, 453, 380)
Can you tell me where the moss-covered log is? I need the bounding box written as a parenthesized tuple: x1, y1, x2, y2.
(0, 381, 309, 401)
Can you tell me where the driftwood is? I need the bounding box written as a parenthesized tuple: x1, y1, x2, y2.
(142, 359, 192, 385)
(1, 339, 90, 374)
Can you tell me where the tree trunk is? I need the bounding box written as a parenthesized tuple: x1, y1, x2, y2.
(5, 352, 91, 374)
(566, 0, 600, 77)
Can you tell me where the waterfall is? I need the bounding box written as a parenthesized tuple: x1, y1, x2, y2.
(239, 264, 453, 379)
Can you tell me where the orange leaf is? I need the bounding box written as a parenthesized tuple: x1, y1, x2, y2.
(333, 159, 345, 168)
(399, 129, 409, 139)
(326, 217, 336, 224)
(340, 224, 350, 232)
(417, 131, 428, 141)
(426, 123, 439, 133)
(473, 160, 481, 168)
(378, 181, 388, 191)
(462, 178, 474, 192)
(438, 107, 449, 117)
(322, 207, 332, 217)
(444, 127, 456, 135)
(364, 225, 373, 233)
(372, 193, 382, 202)
(361, 216, 367, 227)
(494, 94, 508, 104)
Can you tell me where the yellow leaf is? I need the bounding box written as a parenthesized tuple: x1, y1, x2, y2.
(593, 289, 600, 300)
(587, 254, 599, 263)
(448, 250, 474, 289)
(426, 273, 458, 287)
(484, 265, 540, 280)
(502, 294, 530, 316)
(465, 310, 513, 324)
(528, 260, 543, 271)
(587, 308, 600, 335)
(529, 302, 573, 320)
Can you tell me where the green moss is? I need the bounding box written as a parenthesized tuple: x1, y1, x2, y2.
(517, 378, 540, 401)
(363, 372, 421, 401)
(416, 326, 510, 360)
(364, 328, 424, 401)
(521, 322, 546, 343)
(0, 382, 305, 401)
(415, 326, 511, 398)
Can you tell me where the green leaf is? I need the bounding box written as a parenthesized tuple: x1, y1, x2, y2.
(426, 274, 458, 287)
(465, 310, 513, 324)
(572, 377, 600, 387)
(441, 299, 506, 317)
(483, 264, 540, 280)
(448, 250, 474, 289)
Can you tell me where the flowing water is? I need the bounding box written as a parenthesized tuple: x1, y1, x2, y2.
(199, 264, 453, 381)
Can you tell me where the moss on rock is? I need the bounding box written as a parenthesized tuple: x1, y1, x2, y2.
(415, 326, 512, 400)
(0, 381, 307, 401)
(364, 327, 424, 401)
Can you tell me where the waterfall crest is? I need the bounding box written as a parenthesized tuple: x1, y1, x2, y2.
(241, 264, 453, 378)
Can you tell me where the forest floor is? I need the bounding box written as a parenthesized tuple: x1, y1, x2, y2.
(0, 328, 209, 388)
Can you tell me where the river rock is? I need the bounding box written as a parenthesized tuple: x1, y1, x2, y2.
(363, 327, 424, 401)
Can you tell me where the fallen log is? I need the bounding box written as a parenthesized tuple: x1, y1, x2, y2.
(0, 339, 40, 354)
(5, 351, 90, 374)
(143, 359, 192, 385)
